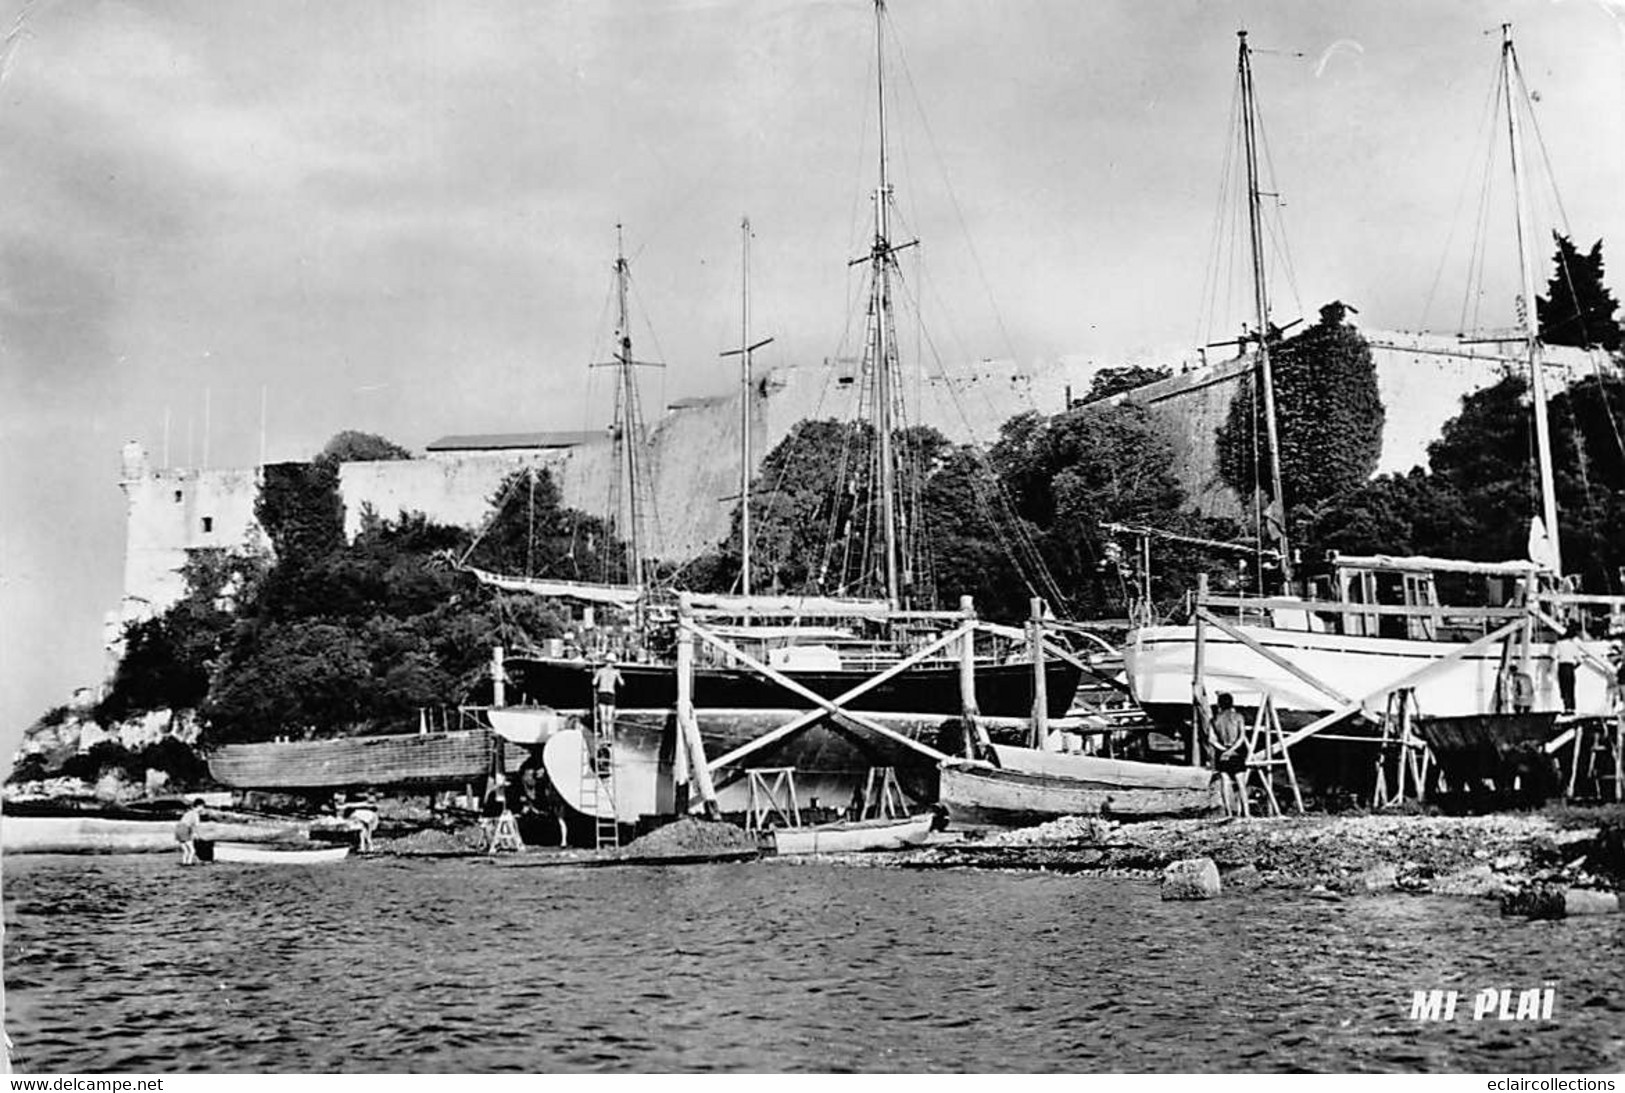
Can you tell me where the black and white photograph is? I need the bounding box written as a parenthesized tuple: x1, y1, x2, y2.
(1, 0, 1622, 1077)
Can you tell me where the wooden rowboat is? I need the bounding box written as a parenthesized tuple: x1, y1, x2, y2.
(211, 842, 351, 864)
(770, 813, 937, 855)
(940, 746, 1221, 827)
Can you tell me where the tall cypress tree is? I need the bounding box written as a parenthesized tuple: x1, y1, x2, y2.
(1537, 234, 1621, 352)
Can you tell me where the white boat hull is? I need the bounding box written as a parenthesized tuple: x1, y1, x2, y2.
(212, 842, 350, 864)
(1, 816, 298, 855)
(770, 814, 935, 854)
(1125, 622, 1614, 724)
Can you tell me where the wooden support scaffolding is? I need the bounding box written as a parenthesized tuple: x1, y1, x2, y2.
(1029, 597, 1049, 749)
(693, 621, 960, 773)
(744, 768, 801, 832)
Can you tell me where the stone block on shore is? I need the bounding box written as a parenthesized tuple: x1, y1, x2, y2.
(1161, 857, 1221, 901)
(1562, 888, 1622, 916)
(1360, 863, 1399, 893)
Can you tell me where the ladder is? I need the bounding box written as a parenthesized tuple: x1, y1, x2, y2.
(580, 717, 620, 850)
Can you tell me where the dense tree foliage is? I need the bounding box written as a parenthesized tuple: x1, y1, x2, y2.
(1538, 234, 1622, 352)
(203, 491, 574, 744)
(98, 550, 258, 726)
(702, 402, 1217, 620)
(992, 403, 1238, 617)
(1078, 365, 1173, 405)
(1216, 302, 1384, 544)
(86, 434, 604, 748)
(1304, 371, 1625, 594)
(318, 430, 414, 466)
(464, 468, 623, 585)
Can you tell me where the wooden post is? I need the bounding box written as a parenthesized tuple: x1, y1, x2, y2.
(491, 645, 506, 708)
(676, 594, 720, 817)
(1029, 597, 1049, 749)
(1191, 574, 1208, 767)
(959, 595, 980, 757)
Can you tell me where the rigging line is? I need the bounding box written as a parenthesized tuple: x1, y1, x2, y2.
(454, 466, 532, 567)
(1509, 50, 1574, 238)
(1418, 55, 1505, 331)
(1197, 74, 1244, 350)
(1251, 94, 1305, 324)
(1580, 348, 1625, 468)
(892, 268, 1067, 605)
(1460, 72, 1503, 337)
(884, 6, 1028, 391)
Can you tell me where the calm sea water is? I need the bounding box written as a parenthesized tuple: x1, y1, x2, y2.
(4, 853, 1622, 1073)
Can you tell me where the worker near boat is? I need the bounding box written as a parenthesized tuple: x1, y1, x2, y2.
(1210, 693, 1250, 814)
(591, 656, 624, 732)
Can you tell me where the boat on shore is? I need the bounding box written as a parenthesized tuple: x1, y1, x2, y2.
(769, 812, 937, 854)
(938, 745, 1221, 827)
(1122, 30, 1623, 774)
(207, 728, 499, 791)
(210, 842, 350, 864)
(2, 815, 299, 855)
(502, 647, 1080, 721)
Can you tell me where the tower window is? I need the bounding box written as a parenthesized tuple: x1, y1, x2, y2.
(201, 517, 214, 534)
(174, 490, 183, 503)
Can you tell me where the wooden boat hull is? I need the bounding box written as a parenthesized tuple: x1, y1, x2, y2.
(503, 655, 1082, 719)
(1, 816, 298, 855)
(770, 813, 935, 854)
(939, 754, 1221, 827)
(208, 729, 499, 790)
(212, 842, 350, 864)
(1125, 622, 1615, 727)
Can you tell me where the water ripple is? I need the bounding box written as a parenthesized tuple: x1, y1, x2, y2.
(4, 856, 1622, 1071)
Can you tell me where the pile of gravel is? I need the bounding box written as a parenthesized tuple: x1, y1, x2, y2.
(380, 826, 487, 855)
(987, 816, 1119, 846)
(620, 817, 757, 858)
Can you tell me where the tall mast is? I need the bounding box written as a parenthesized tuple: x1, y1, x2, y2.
(1238, 31, 1294, 587)
(612, 225, 644, 587)
(869, 0, 901, 608)
(722, 217, 773, 596)
(1501, 25, 1561, 576)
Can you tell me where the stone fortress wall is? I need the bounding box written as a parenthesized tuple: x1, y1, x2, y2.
(114, 328, 1608, 656)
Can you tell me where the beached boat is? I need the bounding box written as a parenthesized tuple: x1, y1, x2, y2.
(211, 842, 350, 864)
(1, 815, 298, 855)
(769, 813, 936, 855)
(939, 746, 1221, 827)
(207, 728, 499, 790)
(1122, 30, 1620, 751)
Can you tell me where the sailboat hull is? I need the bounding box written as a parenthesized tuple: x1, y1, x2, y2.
(504, 656, 1082, 719)
(531, 710, 952, 823)
(1125, 622, 1615, 727)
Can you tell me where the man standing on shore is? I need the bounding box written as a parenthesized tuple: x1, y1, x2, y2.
(1210, 694, 1250, 815)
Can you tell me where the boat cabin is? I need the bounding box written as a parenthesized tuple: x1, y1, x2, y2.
(1310, 554, 1538, 641)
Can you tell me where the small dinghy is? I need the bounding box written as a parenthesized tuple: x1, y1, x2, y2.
(210, 842, 350, 864)
(769, 813, 937, 855)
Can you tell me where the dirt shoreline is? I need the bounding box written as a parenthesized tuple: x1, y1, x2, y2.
(777, 806, 1625, 899)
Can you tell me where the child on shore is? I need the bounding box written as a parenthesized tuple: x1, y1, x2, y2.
(174, 798, 205, 866)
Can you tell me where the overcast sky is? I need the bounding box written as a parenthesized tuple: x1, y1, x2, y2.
(2, 0, 1622, 758)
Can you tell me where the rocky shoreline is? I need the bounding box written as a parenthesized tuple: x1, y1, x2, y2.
(772, 806, 1625, 904)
